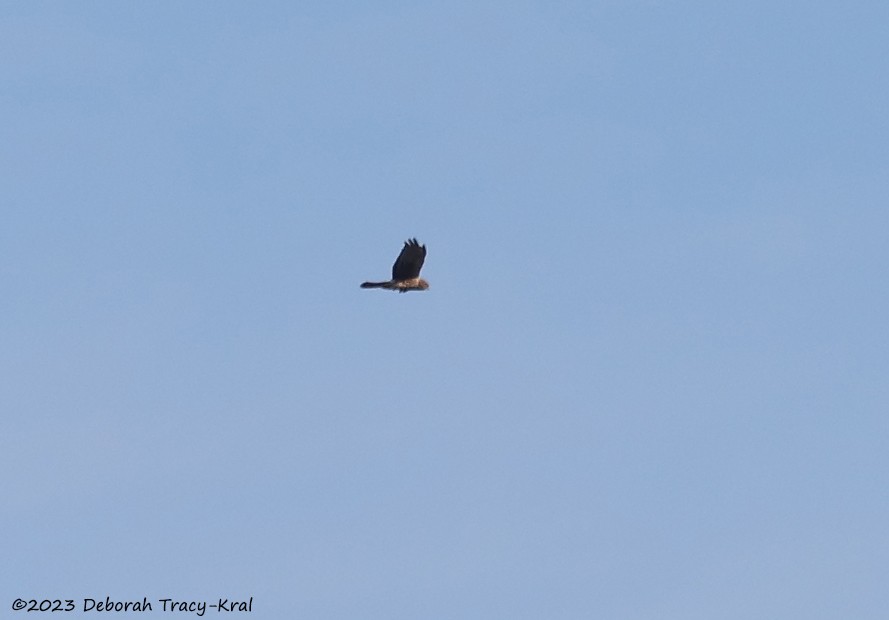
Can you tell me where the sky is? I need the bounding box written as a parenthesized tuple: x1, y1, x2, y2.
(2, 2, 888, 618)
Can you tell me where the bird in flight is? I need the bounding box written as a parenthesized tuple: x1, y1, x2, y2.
(361, 238, 429, 293)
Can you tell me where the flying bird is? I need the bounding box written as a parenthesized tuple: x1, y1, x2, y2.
(361, 238, 429, 293)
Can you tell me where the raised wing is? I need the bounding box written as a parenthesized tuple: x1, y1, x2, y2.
(391, 238, 426, 281)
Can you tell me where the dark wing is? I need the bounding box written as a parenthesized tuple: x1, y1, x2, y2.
(391, 238, 426, 280)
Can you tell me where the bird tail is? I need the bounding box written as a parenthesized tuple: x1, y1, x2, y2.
(361, 281, 388, 289)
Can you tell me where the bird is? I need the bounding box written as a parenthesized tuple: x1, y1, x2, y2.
(361, 238, 429, 293)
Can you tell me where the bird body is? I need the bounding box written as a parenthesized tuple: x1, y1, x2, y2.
(361, 238, 429, 293)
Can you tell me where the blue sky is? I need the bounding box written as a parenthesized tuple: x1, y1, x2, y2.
(2, 2, 888, 618)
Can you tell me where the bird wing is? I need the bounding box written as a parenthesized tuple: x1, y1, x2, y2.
(391, 238, 426, 280)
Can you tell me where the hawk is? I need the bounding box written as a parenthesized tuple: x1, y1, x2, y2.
(361, 238, 429, 293)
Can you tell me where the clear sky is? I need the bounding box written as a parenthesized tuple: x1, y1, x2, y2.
(2, 2, 888, 618)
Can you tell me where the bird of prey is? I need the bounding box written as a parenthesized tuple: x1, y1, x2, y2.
(361, 238, 429, 293)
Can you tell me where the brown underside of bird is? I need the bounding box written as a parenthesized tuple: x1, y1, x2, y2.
(360, 278, 429, 292)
